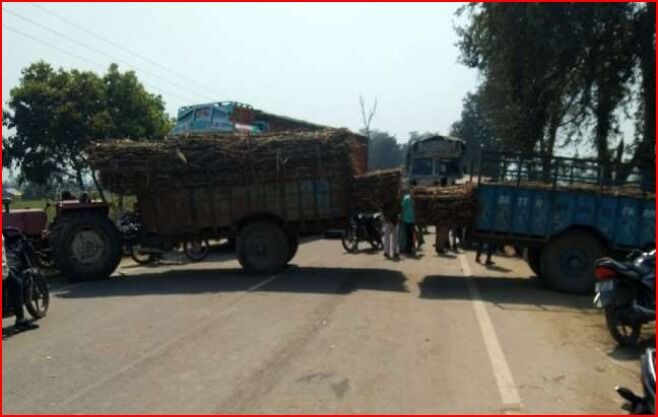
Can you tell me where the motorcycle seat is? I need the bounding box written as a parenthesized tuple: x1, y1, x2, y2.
(597, 257, 646, 278)
(2, 227, 23, 243)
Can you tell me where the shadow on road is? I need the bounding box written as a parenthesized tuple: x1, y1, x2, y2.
(419, 275, 595, 310)
(54, 266, 409, 299)
(606, 334, 656, 362)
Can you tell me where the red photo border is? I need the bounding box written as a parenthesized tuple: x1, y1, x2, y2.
(0, 1, 655, 416)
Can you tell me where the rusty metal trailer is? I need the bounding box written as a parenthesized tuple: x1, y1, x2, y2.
(136, 176, 353, 273)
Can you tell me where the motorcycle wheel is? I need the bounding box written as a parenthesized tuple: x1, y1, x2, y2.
(605, 306, 641, 346)
(130, 245, 156, 265)
(341, 228, 359, 253)
(183, 239, 210, 262)
(370, 236, 384, 250)
(24, 271, 49, 319)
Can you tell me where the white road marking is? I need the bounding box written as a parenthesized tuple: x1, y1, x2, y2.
(56, 274, 279, 408)
(247, 275, 278, 292)
(458, 254, 521, 406)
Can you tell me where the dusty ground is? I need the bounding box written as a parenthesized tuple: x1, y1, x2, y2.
(3, 234, 653, 414)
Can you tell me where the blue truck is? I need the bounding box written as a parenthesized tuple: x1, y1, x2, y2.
(471, 152, 655, 294)
(168, 102, 325, 137)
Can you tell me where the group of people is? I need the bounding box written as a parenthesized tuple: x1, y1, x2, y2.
(379, 188, 495, 265)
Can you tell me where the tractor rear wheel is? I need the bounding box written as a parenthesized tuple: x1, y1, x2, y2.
(50, 214, 122, 281)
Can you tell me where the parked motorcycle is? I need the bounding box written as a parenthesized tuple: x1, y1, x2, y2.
(342, 212, 383, 253)
(117, 212, 210, 264)
(616, 348, 655, 414)
(2, 227, 50, 320)
(593, 249, 655, 345)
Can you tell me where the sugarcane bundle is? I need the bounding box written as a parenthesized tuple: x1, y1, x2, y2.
(88, 129, 366, 194)
(351, 169, 402, 219)
(412, 183, 477, 226)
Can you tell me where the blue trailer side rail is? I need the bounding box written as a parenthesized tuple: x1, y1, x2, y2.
(470, 151, 655, 294)
(475, 185, 655, 250)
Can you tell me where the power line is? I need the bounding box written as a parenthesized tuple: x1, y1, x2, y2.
(3, 7, 212, 103)
(29, 2, 229, 100)
(3, 24, 197, 104)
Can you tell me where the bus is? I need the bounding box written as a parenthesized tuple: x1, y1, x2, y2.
(405, 134, 466, 186)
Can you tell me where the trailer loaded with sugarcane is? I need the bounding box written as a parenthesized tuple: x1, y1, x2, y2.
(45, 129, 368, 281)
(469, 151, 655, 294)
(411, 151, 655, 294)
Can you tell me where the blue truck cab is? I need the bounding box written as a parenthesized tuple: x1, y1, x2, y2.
(472, 152, 655, 294)
(169, 102, 268, 136)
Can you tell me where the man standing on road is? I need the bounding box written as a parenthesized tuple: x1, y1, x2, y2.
(475, 241, 495, 266)
(451, 225, 465, 252)
(382, 208, 400, 260)
(401, 189, 416, 255)
(435, 224, 450, 254)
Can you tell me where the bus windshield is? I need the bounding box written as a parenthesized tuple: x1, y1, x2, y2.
(411, 158, 433, 176)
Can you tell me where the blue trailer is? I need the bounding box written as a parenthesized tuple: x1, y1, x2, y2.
(471, 152, 655, 294)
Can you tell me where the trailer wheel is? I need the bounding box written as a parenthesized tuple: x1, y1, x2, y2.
(183, 238, 210, 262)
(237, 221, 290, 274)
(540, 230, 605, 294)
(50, 214, 122, 281)
(524, 248, 542, 277)
(287, 233, 299, 264)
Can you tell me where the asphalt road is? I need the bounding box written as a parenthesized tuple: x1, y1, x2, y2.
(3, 235, 653, 414)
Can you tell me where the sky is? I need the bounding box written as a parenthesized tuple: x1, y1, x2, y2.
(2, 2, 478, 143)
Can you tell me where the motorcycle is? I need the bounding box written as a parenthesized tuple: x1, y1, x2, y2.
(2, 227, 50, 320)
(342, 212, 383, 253)
(616, 348, 655, 414)
(593, 249, 655, 345)
(117, 212, 210, 265)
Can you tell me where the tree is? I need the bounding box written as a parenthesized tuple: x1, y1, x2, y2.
(359, 95, 378, 139)
(3, 61, 172, 198)
(457, 3, 596, 158)
(364, 129, 403, 171)
(626, 3, 656, 186)
(455, 3, 650, 183)
(103, 64, 170, 140)
(449, 89, 499, 169)
(573, 4, 636, 181)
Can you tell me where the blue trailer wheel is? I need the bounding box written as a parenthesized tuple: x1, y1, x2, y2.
(540, 230, 605, 294)
(524, 248, 542, 277)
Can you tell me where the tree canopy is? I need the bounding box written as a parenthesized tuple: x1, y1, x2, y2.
(3, 62, 172, 193)
(449, 89, 498, 168)
(453, 3, 655, 182)
(364, 129, 404, 171)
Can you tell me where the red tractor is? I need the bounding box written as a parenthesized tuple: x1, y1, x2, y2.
(3, 194, 122, 281)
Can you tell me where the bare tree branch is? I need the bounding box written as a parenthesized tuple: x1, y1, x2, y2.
(359, 95, 378, 138)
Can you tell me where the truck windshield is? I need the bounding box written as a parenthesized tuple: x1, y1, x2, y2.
(411, 158, 433, 176)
